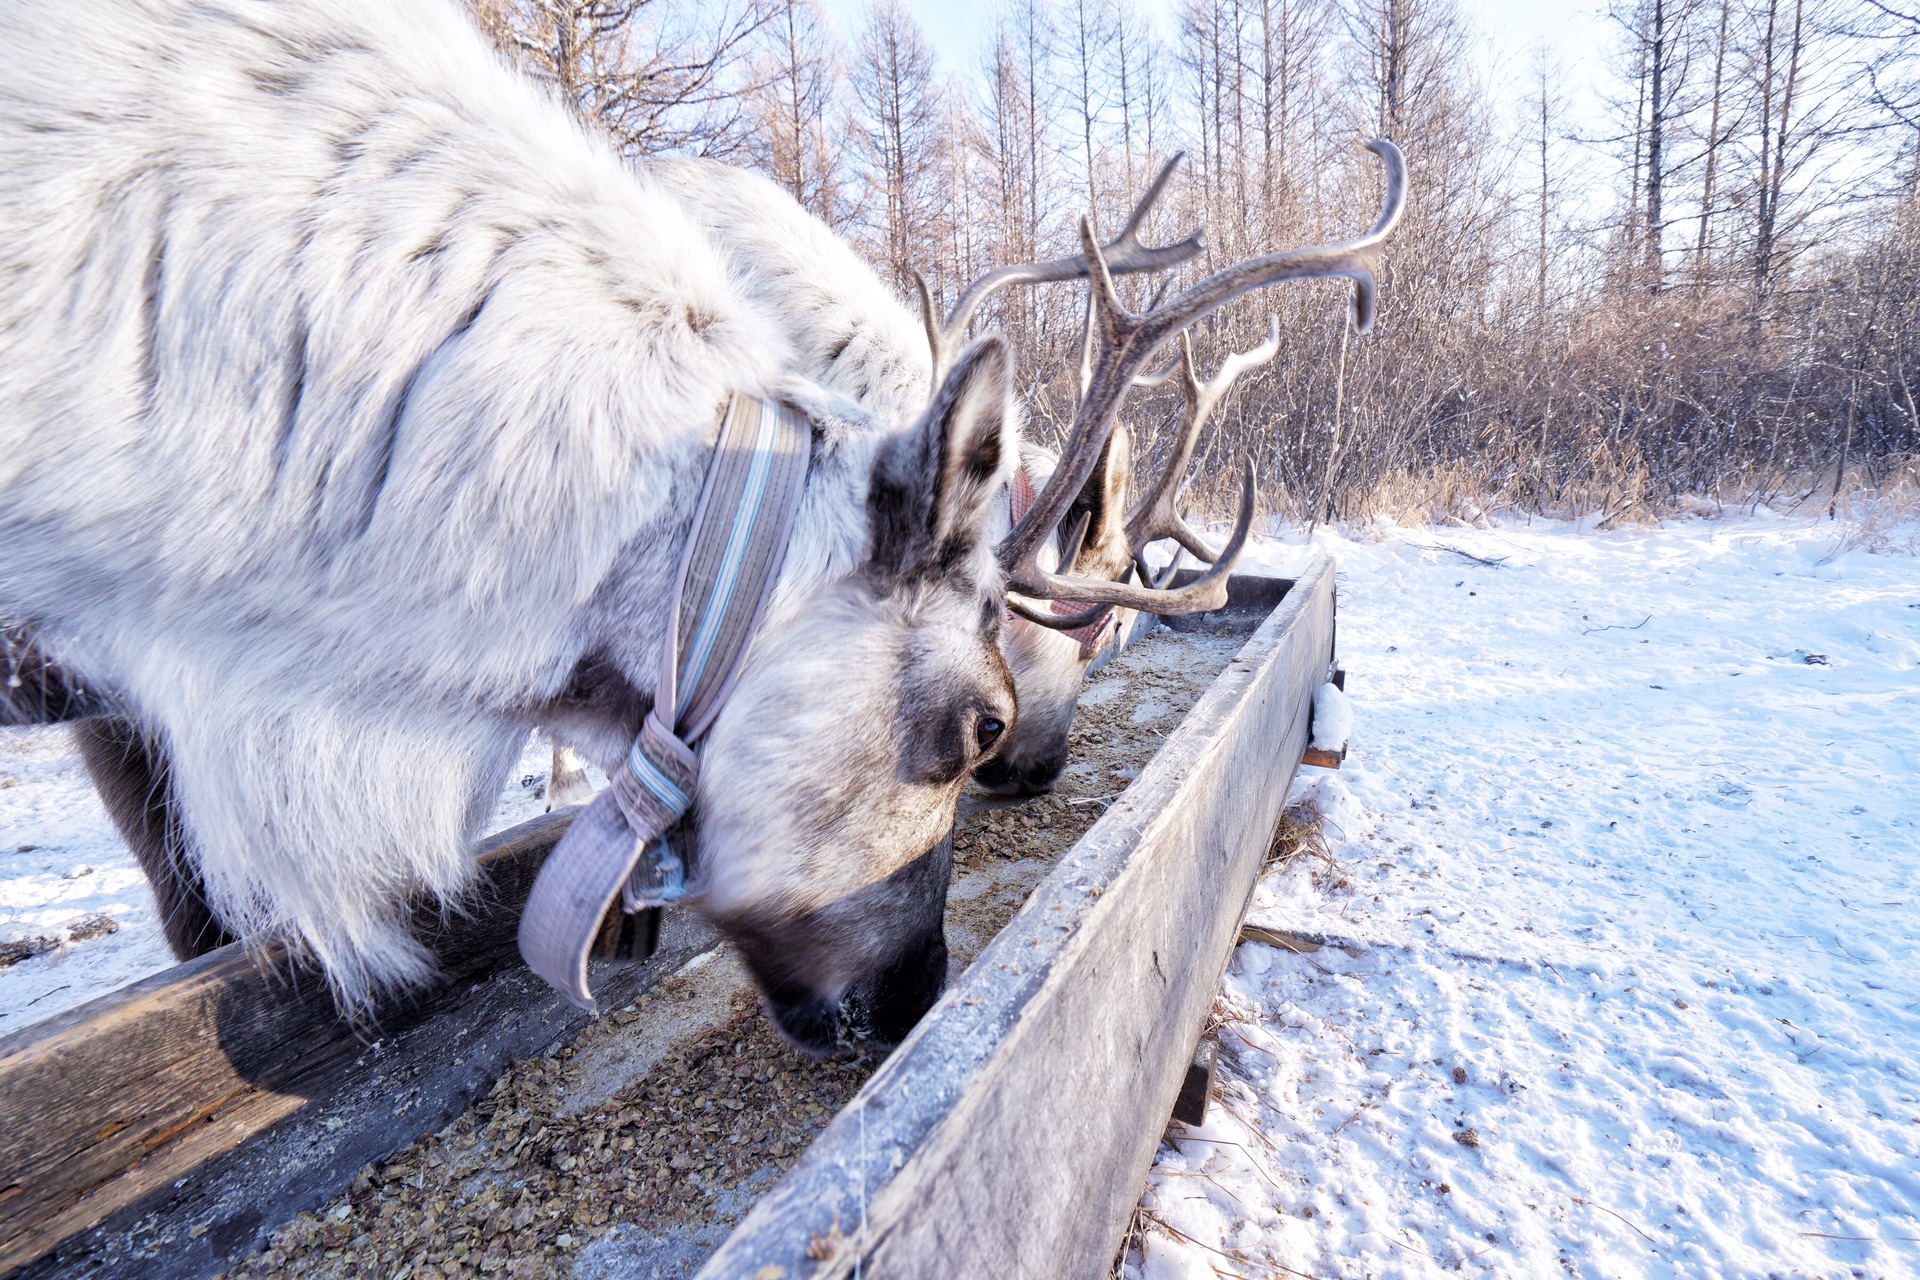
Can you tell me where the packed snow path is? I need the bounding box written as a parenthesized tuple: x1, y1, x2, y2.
(1134, 516, 1920, 1280)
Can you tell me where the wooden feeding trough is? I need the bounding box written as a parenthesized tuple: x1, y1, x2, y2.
(695, 556, 1335, 1278)
(0, 556, 1338, 1280)
(0, 814, 709, 1280)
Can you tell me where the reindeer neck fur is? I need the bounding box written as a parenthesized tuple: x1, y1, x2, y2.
(647, 160, 936, 436)
(0, 0, 882, 1010)
(644, 161, 1115, 589)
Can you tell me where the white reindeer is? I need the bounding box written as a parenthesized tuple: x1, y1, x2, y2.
(563, 157, 1198, 799)
(0, 0, 1402, 1048)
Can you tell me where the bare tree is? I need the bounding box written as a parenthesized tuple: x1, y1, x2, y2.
(743, 0, 848, 226)
(1060, 0, 1115, 214)
(479, 0, 1920, 525)
(850, 0, 941, 292)
(1692, 0, 1736, 277)
(1531, 49, 1564, 316)
(466, 0, 772, 156)
(1752, 0, 1808, 294)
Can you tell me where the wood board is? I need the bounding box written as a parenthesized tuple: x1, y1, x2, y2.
(692, 557, 1336, 1279)
(0, 809, 717, 1279)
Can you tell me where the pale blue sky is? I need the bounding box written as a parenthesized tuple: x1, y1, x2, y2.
(813, 0, 1614, 139)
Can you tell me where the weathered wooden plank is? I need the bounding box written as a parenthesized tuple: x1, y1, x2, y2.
(694, 558, 1336, 1279)
(0, 808, 718, 1279)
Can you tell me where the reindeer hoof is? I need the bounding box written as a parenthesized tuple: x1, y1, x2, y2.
(545, 768, 594, 811)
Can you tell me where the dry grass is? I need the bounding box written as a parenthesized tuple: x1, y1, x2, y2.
(1832, 457, 1920, 555)
(1348, 447, 1658, 530)
(1251, 449, 1920, 555)
(1265, 801, 1345, 892)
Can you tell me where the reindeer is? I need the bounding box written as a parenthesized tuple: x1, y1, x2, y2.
(0, 0, 1401, 1051)
(550, 157, 1248, 800)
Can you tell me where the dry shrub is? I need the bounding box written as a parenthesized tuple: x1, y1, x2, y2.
(1266, 800, 1341, 887)
(1832, 455, 1920, 555)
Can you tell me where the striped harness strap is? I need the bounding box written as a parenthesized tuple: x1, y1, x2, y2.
(520, 394, 810, 1012)
(1008, 461, 1116, 658)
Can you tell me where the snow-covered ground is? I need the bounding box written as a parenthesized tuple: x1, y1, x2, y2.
(6, 511, 1917, 1280)
(1131, 513, 1920, 1280)
(0, 727, 177, 1028)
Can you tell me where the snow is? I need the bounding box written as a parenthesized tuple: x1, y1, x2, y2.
(0, 731, 579, 1032)
(1312, 681, 1354, 752)
(0, 727, 176, 1031)
(5, 509, 1918, 1279)
(1130, 512, 1920, 1280)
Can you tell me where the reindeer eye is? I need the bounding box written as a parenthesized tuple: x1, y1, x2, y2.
(975, 716, 1005, 751)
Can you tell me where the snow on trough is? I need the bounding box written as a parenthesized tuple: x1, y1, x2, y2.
(1131, 514, 1920, 1280)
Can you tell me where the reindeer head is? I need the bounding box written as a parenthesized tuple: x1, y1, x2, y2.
(975, 429, 1133, 795)
(916, 149, 1397, 796)
(600, 141, 1405, 1055)
(686, 338, 1018, 1052)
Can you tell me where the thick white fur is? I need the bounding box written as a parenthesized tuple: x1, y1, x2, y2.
(0, 0, 1016, 1011)
(647, 161, 935, 435)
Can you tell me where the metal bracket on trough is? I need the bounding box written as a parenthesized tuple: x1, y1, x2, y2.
(1169, 1040, 1216, 1128)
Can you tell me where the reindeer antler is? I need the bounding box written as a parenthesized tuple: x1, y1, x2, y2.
(1126, 317, 1282, 564)
(997, 138, 1406, 617)
(918, 155, 1203, 387)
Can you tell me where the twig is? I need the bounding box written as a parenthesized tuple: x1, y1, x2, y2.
(1210, 1092, 1283, 1155)
(1328, 1095, 1382, 1137)
(1580, 614, 1653, 636)
(1388, 1230, 1493, 1261)
(25, 984, 71, 1007)
(1572, 1196, 1659, 1246)
(1798, 1232, 1920, 1242)
(1140, 1211, 1325, 1280)
(1110, 1201, 1148, 1280)
(1407, 541, 1508, 567)
(1136, 1211, 1266, 1278)
(1166, 1136, 1287, 1191)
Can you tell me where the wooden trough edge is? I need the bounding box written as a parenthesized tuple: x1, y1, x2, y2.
(0, 808, 720, 1279)
(692, 555, 1337, 1279)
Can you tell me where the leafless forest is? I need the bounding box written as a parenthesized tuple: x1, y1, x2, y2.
(468, 0, 1920, 525)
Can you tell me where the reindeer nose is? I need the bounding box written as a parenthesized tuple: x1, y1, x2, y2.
(1021, 752, 1066, 793)
(765, 986, 842, 1055)
(974, 751, 1065, 797)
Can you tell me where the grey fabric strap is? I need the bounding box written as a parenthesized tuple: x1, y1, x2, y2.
(519, 394, 810, 1011)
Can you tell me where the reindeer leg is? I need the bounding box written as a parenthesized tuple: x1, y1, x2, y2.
(72, 717, 235, 960)
(546, 743, 595, 811)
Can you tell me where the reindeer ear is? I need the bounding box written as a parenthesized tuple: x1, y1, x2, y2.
(1066, 421, 1132, 576)
(865, 336, 1014, 582)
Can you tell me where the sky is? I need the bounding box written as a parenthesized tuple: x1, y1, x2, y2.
(814, 0, 1617, 145)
